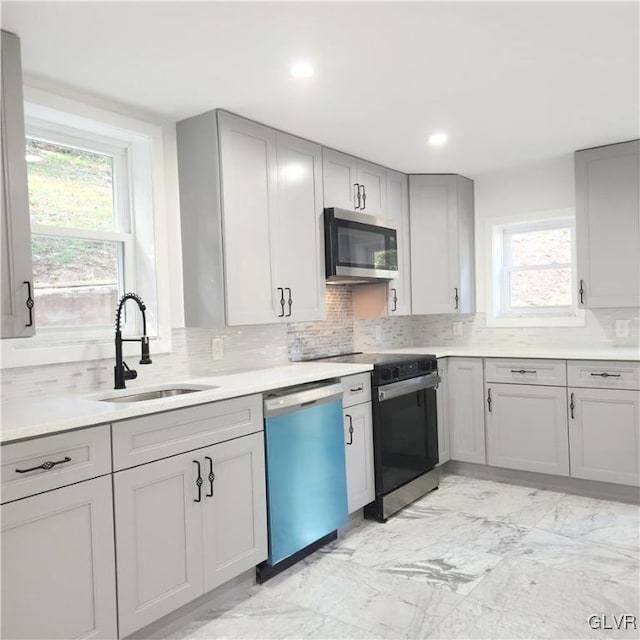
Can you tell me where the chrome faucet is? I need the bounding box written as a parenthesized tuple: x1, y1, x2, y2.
(114, 293, 152, 389)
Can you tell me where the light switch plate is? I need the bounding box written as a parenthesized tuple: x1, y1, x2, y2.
(615, 319, 630, 338)
(211, 336, 224, 360)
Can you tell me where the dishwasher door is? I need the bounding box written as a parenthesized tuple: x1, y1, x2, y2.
(263, 385, 348, 566)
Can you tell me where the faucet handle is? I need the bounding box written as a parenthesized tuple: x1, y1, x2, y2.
(140, 336, 152, 365)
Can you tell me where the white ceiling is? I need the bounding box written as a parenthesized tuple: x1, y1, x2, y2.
(2, 1, 639, 176)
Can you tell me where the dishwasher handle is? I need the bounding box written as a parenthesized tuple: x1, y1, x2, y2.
(264, 381, 343, 416)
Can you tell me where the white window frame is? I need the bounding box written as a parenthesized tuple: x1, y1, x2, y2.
(27, 125, 137, 337)
(486, 208, 585, 328)
(1, 86, 173, 367)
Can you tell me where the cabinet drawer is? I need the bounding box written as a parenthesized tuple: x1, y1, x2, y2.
(484, 358, 566, 386)
(342, 373, 372, 407)
(1, 425, 111, 503)
(112, 394, 263, 471)
(568, 360, 640, 390)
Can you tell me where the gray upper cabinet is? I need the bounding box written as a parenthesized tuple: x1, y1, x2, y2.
(575, 140, 640, 308)
(386, 169, 411, 315)
(177, 111, 325, 326)
(409, 174, 475, 314)
(1, 30, 34, 339)
(322, 148, 387, 217)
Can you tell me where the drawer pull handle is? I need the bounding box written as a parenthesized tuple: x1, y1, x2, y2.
(15, 456, 71, 474)
(345, 414, 354, 445)
(510, 369, 537, 374)
(205, 456, 215, 497)
(454, 287, 459, 310)
(350, 385, 364, 392)
(570, 393, 575, 419)
(487, 388, 492, 412)
(590, 372, 621, 378)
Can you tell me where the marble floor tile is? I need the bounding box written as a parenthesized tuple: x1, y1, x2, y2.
(509, 527, 640, 589)
(418, 474, 564, 527)
(154, 474, 640, 640)
(469, 556, 640, 636)
(536, 494, 640, 551)
(426, 597, 606, 640)
(262, 554, 463, 638)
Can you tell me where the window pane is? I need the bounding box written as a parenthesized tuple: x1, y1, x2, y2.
(32, 235, 121, 327)
(510, 268, 572, 308)
(26, 138, 115, 231)
(509, 227, 571, 266)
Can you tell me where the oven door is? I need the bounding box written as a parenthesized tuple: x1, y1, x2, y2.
(325, 208, 398, 282)
(373, 372, 439, 496)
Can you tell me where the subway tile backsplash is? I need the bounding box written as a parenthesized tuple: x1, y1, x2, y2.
(2, 287, 638, 403)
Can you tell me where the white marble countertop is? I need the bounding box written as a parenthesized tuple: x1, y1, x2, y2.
(380, 345, 640, 361)
(0, 362, 373, 445)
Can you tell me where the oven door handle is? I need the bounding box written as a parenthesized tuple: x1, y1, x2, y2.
(377, 372, 440, 402)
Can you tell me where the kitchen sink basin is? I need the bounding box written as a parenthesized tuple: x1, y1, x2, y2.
(100, 386, 218, 403)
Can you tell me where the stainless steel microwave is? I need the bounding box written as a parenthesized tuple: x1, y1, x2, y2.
(324, 208, 399, 283)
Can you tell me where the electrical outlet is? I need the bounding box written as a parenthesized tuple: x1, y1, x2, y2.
(615, 319, 630, 338)
(453, 321, 463, 338)
(211, 336, 224, 360)
(375, 325, 382, 343)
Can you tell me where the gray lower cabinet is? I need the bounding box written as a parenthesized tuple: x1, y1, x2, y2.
(343, 401, 375, 513)
(568, 387, 640, 486)
(114, 432, 267, 637)
(436, 358, 450, 464)
(342, 373, 374, 513)
(485, 383, 570, 476)
(1, 476, 117, 639)
(448, 357, 486, 464)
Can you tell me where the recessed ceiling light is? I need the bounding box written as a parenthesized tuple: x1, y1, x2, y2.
(290, 60, 315, 79)
(428, 132, 448, 147)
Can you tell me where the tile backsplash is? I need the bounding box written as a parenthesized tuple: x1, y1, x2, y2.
(2, 287, 638, 404)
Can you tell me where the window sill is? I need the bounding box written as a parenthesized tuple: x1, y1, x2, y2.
(1, 333, 172, 369)
(486, 310, 586, 328)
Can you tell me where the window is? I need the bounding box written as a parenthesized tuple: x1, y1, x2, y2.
(2, 85, 173, 367)
(487, 210, 584, 327)
(27, 131, 133, 330)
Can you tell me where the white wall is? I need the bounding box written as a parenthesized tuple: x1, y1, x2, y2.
(473, 154, 575, 312)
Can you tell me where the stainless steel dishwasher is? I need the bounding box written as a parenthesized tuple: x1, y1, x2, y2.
(257, 380, 348, 582)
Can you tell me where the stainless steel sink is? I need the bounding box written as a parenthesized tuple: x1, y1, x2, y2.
(100, 386, 218, 403)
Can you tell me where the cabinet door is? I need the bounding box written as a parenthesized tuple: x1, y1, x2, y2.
(486, 383, 569, 476)
(114, 452, 204, 637)
(569, 387, 639, 486)
(448, 357, 486, 464)
(358, 159, 387, 217)
(409, 175, 459, 314)
(576, 141, 640, 308)
(202, 433, 268, 593)
(322, 148, 359, 211)
(1, 476, 117, 639)
(1, 31, 34, 339)
(218, 111, 278, 325)
(386, 169, 411, 315)
(343, 402, 375, 513)
(436, 358, 450, 464)
(272, 132, 326, 322)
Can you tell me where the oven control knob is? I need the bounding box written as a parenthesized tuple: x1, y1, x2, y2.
(381, 368, 392, 381)
(391, 366, 400, 380)
(420, 360, 433, 372)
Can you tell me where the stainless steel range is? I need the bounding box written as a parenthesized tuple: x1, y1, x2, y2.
(315, 352, 440, 521)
